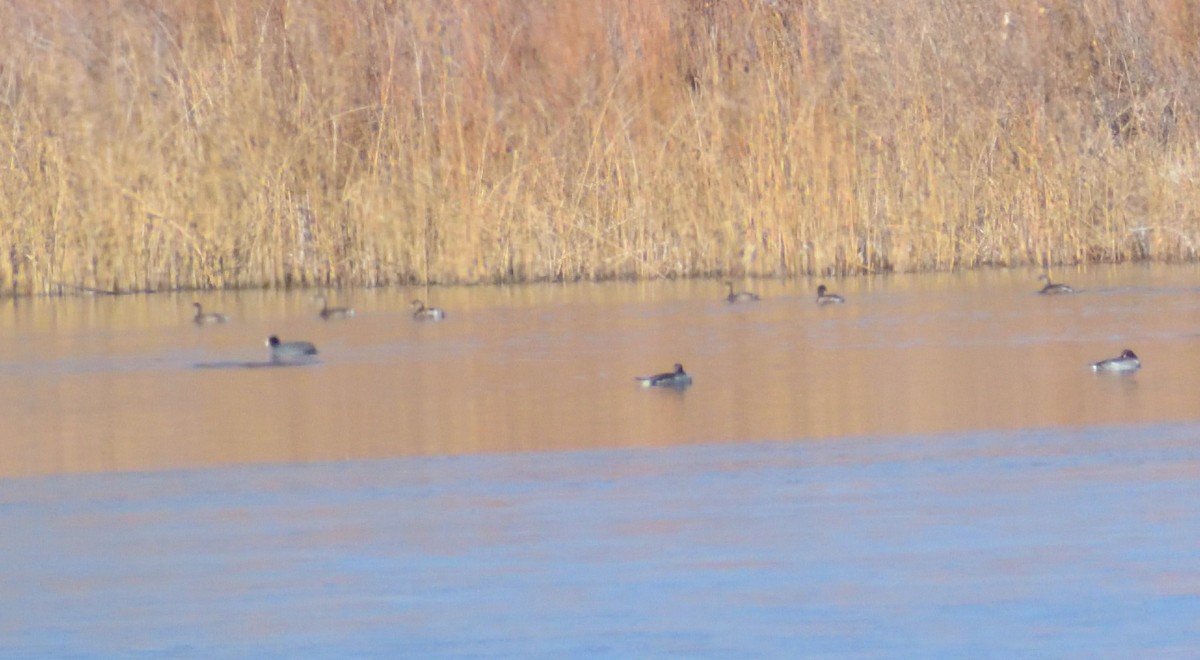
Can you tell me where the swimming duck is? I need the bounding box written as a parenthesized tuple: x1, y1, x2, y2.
(1037, 274, 1075, 295)
(315, 295, 355, 320)
(192, 302, 229, 325)
(1090, 349, 1140, 372)
(816, 284, 845, 305)
(411, 299, 446, 321)
(725, 282, 760, 303)
(266, 335, 318, 362)
(636, 363, 693, 388)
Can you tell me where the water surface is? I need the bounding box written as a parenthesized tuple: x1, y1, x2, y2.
(2, 423, 1198, 656)
(4, 265, 1200, 656)
(2, 265, 1200, 476)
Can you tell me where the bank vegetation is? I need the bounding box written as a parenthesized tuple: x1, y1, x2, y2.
(1, 0, 1198, 294)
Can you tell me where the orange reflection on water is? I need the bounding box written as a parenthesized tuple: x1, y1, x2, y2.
(2, 266, 1200, 477)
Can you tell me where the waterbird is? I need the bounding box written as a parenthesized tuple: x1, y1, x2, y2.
(1037, 274, 1075, 295)
(724, 281, 760, 303)
(411, 299, 446, 321)
(266, 335, 318, 363)
(192, 302, 229, 325)
(1090, 349, 1140, 372)
(636, 363, 693, 389)
(315, 295, 355, 320)
(816, 284, 845, 305)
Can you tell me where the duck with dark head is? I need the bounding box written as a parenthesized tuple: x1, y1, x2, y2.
(724, 282, 760, 303)
(192, 302, 229, 325)
(636, 363, 693, 389)
(411, 299, 446, 321)
(1090, 349, 1139, 372)
(1037, 274, 1074, 295)
(315, 295, 355, 320)
(266, 335, 319, 363)
(816, 284, 845, 305)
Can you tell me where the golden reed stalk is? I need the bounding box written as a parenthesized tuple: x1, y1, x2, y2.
(0, 0, 1198, 295)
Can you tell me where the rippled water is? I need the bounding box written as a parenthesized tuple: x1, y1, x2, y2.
(3, 265, 1200, 655)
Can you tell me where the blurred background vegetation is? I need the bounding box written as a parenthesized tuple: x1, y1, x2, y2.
(1, 0, 1198, 294)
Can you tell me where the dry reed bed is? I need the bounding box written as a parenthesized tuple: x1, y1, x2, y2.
(0, 0, 1198, 294)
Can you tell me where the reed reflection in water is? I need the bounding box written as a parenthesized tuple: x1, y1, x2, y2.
(2, 265, 1200, 477)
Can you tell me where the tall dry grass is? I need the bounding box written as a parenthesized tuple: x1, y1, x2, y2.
(1, 0, 1199, 294)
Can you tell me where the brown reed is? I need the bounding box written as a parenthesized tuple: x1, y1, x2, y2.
(1, 0, 1199, 296)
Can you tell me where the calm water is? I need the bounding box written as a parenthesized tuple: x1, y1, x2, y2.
(4, 266, 1200, 476)
(3, 265, 1200, 655)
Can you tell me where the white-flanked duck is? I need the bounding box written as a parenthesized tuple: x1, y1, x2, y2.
(1090, 349, 1140, 372)
(266, 335, 318, 363)
(315, 295, 355, 320)
(636, 363, 693, 389)
(192, 302, 229, 325)
(725, 281, 760, 303)
(816, 284, 845, 305)
(411, 299, 446, 321)
(1037, 274, 1075, 295)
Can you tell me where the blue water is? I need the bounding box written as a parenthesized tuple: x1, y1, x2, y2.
(3, 423, 1199, 657)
